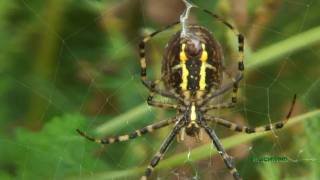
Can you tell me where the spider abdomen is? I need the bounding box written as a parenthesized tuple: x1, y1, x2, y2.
(162, 25, 223, 99)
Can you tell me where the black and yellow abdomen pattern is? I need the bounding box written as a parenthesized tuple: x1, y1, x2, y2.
(162, 26, 223, 98)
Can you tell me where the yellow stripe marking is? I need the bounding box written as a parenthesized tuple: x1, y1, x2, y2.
(172, 64, 182, 70)
(108, 138, 115, 143)
(230, 168, 237, 174)
(155, 152, 162, 158)
(268, 124, 273, 130)
(147, 125, 154, 132)
(179, 127, 186, 141)
(255, 127, 265, 132)
(230, 124, 237, 131)
(206, 64, 216, 71)
(190, 104, 197, 122)
(118, 135, 129, 141)
(136, 130, 142, 136)
(140, 57, 146, 68)
(199, 44, 208, 90)
(199, 128, 203, 141)
(232, 92, 237, 98)
(222, 153, 229, 159)
(179, 44, 189, 90)
(143, 36, 151, 42)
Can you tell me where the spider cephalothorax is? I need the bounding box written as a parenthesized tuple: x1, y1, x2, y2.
(77, 8, 296, 180)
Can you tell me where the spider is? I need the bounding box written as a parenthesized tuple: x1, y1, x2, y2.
(77, 9, 296, 180)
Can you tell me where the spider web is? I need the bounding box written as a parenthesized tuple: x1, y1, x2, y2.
(1, 0, 319, 179)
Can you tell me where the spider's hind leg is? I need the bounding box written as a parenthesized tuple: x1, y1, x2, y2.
(201, 121, 242, 180)
(77, 116, 178, 145)
(141, 121, 183, 180)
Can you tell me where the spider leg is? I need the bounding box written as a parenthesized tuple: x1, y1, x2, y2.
(141, 120, 183, 180)
(198, 73, 243, 106)
(147, 96, 179, 109)
(139, 21, 179, 82)
(200, 9, 245, 105)
(76, 116, 180, 145)
(147, 91, 186, 111)
(205, 94, 297, 133)
(139, 21, 183, 101)
(200, 102, 235, 112)
(200, 121, 242, 180)
(143, 79, 183, 101)
(145, 79, 185, 106)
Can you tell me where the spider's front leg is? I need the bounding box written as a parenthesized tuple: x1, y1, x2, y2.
(139, 22, 184, 101)
(200, 9, 245, 105)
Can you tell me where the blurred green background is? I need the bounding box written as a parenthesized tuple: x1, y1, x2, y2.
(0, 0, 320, 179)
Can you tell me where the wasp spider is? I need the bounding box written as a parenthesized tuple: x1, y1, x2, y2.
(77, 9, 296, 180)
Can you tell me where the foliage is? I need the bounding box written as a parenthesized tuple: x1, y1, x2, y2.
(0, 114, 107, 180)
(0, 0, 320, 179)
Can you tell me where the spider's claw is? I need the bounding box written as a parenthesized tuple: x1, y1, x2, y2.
(286, 94, 297, 120)
(76, 129, 96, 142)
(76, 128, 82, 135)
(76, 128, 86, 137)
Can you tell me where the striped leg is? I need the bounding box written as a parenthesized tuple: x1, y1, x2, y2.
(142, 78, 183, 101)
(200, 102, 235, 112)
(205, 94, 297, 134)
(141, 121, 183, 180)
(76, 116, 179, 145)
(198, 73, 243, 106)
(139, 21, 179, 82)
(147, 93, 182, 110)
(202, 9, 245, 104)
(146, 80, 184, 107)
(201, 121, 242, 180)
(139, 22, 182, 101)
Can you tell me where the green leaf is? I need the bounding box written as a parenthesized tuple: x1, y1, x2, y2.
(258, 163, 281, 180)
(246, 26, 320, 69)
(304, 115, 320, 179)
(0, 114, 107, 180)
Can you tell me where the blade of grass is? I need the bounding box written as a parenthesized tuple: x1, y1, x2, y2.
(26, 0, 68, 129)
(246, 26, 320, 69)
(95, 104, 150, 135)
(79, 110, 320, 180)
(94, 25, 320, 136)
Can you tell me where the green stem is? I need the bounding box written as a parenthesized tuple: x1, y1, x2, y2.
(94, 104, 150, 135)
(26, 0, 68, 129)
(79, 110, 320, 180)
(246, 26, 320, 69)
(95, 25, 320, 136)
